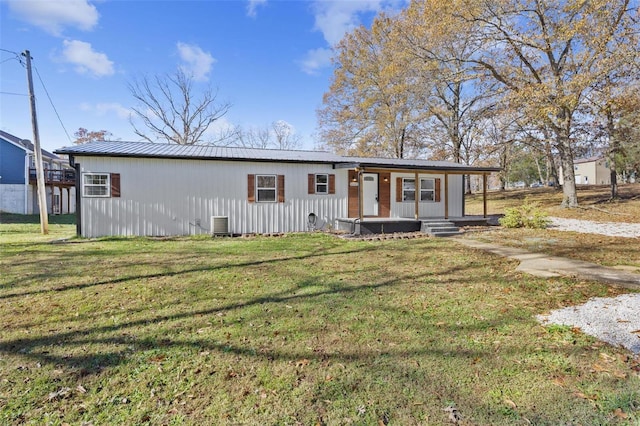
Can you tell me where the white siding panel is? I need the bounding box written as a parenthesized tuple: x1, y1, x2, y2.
(78, 156, 347, 237)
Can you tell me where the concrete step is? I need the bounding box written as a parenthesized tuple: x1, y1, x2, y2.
(421, 220, 462, 237)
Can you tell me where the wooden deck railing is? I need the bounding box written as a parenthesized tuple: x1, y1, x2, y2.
(29, 168, 76, 186)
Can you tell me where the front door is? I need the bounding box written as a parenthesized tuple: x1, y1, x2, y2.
(362, 173, 379, 216)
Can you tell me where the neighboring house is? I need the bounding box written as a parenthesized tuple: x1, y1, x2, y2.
(559, 155, 611, 186)
(55, 141, 500, 238)
(0, 130, 76, 215)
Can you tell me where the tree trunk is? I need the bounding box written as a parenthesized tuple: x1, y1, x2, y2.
(557, 135, 578, 207)
(606, 108, 618, 199)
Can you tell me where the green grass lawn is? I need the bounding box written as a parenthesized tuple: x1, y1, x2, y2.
(1, 225, 639, 425)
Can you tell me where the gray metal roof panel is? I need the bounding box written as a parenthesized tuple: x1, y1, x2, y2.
(55, 141, 500, 172)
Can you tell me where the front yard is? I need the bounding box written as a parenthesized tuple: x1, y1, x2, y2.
(1, 224, 639, 425)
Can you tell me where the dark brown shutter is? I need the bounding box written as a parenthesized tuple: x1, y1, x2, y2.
(278, 175, 285, 203)
(396, 177, 403, 202)
(110, 173, 121, 198)
(328, 174, 335, 194)
(308, 174, 315, 194)
(248, 174, 255, 202)
(435, 178, 441, 202)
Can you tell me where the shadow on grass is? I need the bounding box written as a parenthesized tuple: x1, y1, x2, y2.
(0, 244, 379, 298)
(0, 264, 508, 377)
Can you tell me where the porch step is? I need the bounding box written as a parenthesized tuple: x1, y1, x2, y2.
(421, 220, 463, 237)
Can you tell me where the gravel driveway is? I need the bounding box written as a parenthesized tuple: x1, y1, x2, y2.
(548, 217, 640, 238)
(539, 217, 640, 354)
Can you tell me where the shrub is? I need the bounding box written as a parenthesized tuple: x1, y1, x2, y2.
(499, 199, 550, 229)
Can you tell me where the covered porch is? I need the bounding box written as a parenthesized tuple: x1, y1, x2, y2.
(335, 216, 496, 235)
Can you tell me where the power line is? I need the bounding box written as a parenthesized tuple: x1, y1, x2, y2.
(33, 65, 73, 144)
(0, 91, 28, 96)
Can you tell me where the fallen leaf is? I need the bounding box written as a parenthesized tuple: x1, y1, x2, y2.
(296, 359, 310, 368)
(613, 408, 628, 419)
(504, 398, 517, 409)
(76, 385, 87, 394)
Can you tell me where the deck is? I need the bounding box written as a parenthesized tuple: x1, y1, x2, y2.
(29, 168, 75, 187)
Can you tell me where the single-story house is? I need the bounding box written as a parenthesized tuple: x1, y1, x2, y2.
(0, 130, 75, 215)
(55, 141, 500, 237)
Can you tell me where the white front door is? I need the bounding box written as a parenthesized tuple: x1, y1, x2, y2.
(362, 173, 379, 216)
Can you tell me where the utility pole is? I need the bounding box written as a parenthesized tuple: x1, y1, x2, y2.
(24, 50, 49, 234)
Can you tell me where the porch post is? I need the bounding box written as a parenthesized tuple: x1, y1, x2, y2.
(414, 171, 419, 219)
(444, 173, 449, 219)
(358, 169, 364, 221)
(483, 173, 488, 218)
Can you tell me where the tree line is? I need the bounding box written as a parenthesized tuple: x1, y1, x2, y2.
(74, 0, 640, 207)
(317, 0, 640, 204)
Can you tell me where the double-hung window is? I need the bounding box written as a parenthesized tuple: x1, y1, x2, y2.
(83, 173, 110, 197)
(315, 174, 328, 194)
(402, 178, 416, 201)
(420, 178, 435, 201)
(256, 175, 277, 202)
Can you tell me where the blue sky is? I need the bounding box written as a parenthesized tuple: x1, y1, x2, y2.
(1, 0, 404, 153)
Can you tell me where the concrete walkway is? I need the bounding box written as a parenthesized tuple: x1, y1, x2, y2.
(455, 238, 640, 290)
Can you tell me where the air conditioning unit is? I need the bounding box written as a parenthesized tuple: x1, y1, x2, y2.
(211, 216, 229, 236)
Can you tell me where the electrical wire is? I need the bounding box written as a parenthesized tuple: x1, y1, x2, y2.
(0, 91, 27, 96)
(33, 65, 73, 144)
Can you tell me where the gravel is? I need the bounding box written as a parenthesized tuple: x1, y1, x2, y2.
(538, 218, 640, 354)
(548, 217, 640, 238)
(537, 293, 640, 354)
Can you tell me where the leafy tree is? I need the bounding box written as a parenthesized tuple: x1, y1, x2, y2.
(128, 69, 231, 145)
(73, 128, 112, 144)
(317, 15, 425, 158)
(454, 0, 639, 207)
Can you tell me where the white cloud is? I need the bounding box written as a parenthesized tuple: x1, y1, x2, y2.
(299, 1, 403, 74)
(7, 0, 98, 36)
(298, 47, 333, 75)
(311, 0, 388, 46)
(246, 0, 267, 18)
(177, 42, 215, 82)
(61, 40, 114, 77)
(80, 102, 132, 120)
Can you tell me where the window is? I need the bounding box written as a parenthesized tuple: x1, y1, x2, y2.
(315, 174, 328, 194)
(308, 174, 335, 195)
(397, 176, 441, 203)
(256, 174, 277, 202)
(420, 178, 435, 201)
(83, 173, 110, 197)
(402, 178, 415, 201)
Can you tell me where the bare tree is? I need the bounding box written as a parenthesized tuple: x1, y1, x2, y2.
(231, 121, 302, 150)
(128, 69, 231, 145)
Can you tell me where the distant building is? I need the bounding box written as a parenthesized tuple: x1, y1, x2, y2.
(559, 155, 611, 186)
(0, 130, 75, 214)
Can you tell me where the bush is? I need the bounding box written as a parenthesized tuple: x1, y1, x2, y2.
(499, 200, 550, 229)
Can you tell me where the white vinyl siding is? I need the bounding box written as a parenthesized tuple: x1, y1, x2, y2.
(76, 157, 347, 237)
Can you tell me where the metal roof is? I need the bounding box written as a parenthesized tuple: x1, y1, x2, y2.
(0, 129, 60, 160)
(55, 141, 500, 172)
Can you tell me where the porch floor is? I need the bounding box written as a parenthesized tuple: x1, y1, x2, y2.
(335, 215, 500, 235)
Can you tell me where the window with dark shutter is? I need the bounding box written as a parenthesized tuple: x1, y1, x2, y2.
(328, 174, 335, 194)
(308, 174, 315, 194)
